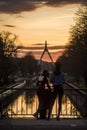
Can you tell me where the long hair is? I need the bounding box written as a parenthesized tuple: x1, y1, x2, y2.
(42, 69, 49, 78)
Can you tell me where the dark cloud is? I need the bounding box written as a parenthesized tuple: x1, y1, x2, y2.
(0, 0, 86, 14)
(49, 45, 65, 49)
(34, 43, 45, 46)
(4, 24, 16, 28)
(45, 0, 86, 7)
(0, 0, 42, 14)
(34, 43, 50, 46)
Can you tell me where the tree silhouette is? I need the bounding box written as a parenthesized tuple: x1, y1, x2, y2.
(0, 31, 18, 85)
(59, 5, 87, 79)
(19, 53, 40, 76)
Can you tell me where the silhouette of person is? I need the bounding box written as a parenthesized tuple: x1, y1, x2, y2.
(47, 61, 65, 120)
(33, 69, 51, 119)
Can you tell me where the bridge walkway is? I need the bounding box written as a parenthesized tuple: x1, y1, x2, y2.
(0, 118, 87, 130)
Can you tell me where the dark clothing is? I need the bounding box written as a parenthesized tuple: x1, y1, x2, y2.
(37, 87, 51, 119)
(48, 71, 65, 119)
(53, 85, 64, 99)
(35, 74, 51, 119)
(50, 72, 65, 86)
(53, 85, 64, 117)
(47, 85, 64, 119)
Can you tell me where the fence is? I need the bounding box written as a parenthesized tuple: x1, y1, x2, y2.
(0, 86, 87, 118)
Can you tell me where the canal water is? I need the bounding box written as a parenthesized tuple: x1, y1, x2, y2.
(5, 90, 80, 118)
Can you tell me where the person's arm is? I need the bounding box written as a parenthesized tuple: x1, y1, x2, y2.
(44, 76, 51, 90)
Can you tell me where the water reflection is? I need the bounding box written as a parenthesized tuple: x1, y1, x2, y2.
(7, 90, 80, 118)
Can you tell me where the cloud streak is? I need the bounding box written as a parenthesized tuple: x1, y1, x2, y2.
(0, 0, 86, 14)
(4, 24, 16, 28)
(17, 45, 65, 50)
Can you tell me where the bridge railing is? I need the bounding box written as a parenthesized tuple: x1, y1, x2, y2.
(0, 86, 87, 119)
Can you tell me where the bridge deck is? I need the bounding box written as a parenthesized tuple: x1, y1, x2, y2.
(0, 118, 87, 130)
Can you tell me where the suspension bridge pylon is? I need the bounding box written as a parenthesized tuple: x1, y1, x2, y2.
(38, 41, 53, 65)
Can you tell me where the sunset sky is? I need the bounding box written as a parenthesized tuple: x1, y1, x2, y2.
(0, 0, 86, 62)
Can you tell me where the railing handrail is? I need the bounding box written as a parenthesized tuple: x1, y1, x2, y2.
(65, 82, 87, 97)
(0, 83, 87, 118)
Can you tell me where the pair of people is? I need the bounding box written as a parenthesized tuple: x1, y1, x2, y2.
(33, 61, 65, 120)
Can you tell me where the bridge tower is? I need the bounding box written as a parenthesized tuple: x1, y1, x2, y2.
(38, 40, 53, 64)
(38, 41, 54, 71)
